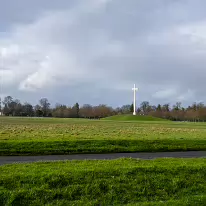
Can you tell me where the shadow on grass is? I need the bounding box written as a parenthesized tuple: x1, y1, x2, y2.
(0, 139, 206, 156)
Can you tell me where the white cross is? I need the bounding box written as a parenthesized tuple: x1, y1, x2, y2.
(132, 84, 138, 115)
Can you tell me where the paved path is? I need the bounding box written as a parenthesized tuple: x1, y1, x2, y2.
(0, 151, 205, 165)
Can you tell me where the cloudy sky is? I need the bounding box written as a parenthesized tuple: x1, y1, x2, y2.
(0, 0, 206, 107)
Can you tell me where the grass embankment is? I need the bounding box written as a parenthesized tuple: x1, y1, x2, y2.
(102, 114, 167, 121)
(0, 158, 205, 205)
(0, 117, 206, 155)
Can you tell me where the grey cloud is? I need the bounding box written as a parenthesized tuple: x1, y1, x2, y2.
(1, 0, 206, 107)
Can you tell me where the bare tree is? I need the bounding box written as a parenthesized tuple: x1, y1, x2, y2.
(39, 98, 50, 117)
(140, 101, 150, 115)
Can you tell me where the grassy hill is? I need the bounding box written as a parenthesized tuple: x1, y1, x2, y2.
(102, 114, 168, 121)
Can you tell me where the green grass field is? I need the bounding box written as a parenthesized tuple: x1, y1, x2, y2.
(0, 117, 206, 205)
(0, 117, 206, 155)
(0, 158, 205, 205)
(102, 114, 167, 121)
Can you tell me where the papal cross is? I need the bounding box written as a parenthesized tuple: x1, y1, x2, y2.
(132, 84, 138, 115)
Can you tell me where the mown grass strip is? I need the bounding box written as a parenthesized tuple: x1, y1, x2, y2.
(0, 158, 205, 205)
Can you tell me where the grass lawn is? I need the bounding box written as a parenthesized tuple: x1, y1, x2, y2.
(102, 114, 167, 121)
(0, 117, 206, 155)
(0, 158, 205, 205)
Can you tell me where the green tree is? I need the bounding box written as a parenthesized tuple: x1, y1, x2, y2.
(72, 103, 80, 118)
(22, 103, 34, 116)
(157, 104, 162, 111)
(130, 103, 134, 113)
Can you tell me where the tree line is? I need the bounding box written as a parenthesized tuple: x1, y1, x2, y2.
(1, 96, 206, 121)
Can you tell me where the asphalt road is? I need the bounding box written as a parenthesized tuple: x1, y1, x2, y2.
(0, 151, 205, 165)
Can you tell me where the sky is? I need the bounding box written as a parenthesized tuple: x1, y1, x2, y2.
(1, 0, 206, 107)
